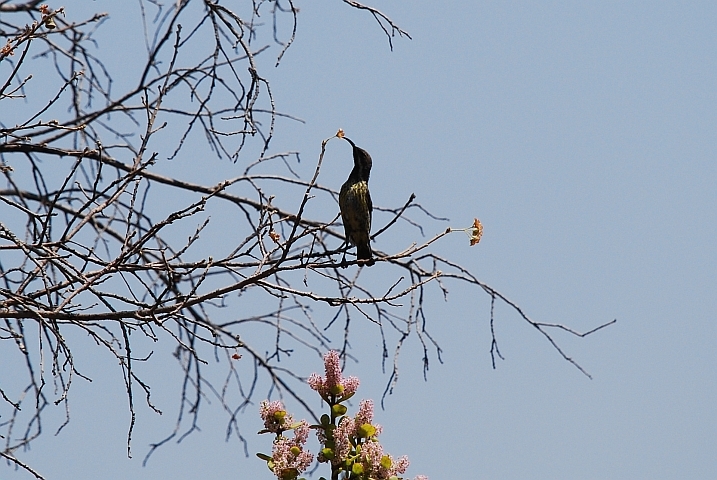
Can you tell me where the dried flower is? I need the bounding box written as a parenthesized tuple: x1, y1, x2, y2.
(469, 217, 483, 245)
(336, 128, 345, 138)
(40, 5, 56, 29)
(1, 41, 15, 57)
(450, 218, 484, 246)
(269, 230, 280, 244)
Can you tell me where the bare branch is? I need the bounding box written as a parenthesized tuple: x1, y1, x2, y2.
(0, 1, 612, 474)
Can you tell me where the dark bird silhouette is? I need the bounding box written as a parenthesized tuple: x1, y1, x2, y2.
(339, 137, 375, 266)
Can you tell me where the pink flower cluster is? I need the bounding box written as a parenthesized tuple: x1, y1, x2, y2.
(308, 350, 360, 399)
(270, 421, 313, 480)
(259, 400, 294, 434)
(332, 416, 354, 463)
(329, 399, 384, 466)
(355, 399, 381, 433)
(258, 350, 428, 480)
(358, 440, 410, 480)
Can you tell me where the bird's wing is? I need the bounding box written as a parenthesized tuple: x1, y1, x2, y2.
(366, 187, 373, 231)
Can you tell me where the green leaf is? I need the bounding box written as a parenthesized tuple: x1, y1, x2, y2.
(256, 453, 273, 461)
(332, 404, 347, 416)
(357, 423, 376, 438)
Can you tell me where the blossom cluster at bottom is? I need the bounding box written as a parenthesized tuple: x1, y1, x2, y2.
(257, 351, 427, 480)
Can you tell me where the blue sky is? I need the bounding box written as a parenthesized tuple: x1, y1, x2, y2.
(3, 1, 716, 479)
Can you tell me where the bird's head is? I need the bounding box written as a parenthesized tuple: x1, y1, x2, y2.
(342, 136, 373, 173)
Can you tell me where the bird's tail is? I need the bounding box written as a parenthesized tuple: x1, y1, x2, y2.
(357, 242, 375, 266)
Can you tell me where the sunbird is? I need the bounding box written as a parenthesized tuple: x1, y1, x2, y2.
(339, 137, 375, 266)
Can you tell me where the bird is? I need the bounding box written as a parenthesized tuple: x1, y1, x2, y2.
(338, 136, 375, 266)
